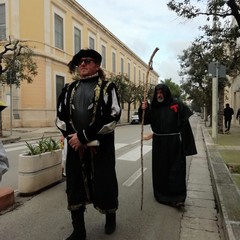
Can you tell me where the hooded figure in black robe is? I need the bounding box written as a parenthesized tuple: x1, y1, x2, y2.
(139, 84, 197, 208)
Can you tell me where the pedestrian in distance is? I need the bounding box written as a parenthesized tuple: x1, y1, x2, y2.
(139, 84, 197, 209)
(56, 49, 121, 240)
(236, 108, 240, 125)
(224, 103, 234, 133)
(0, 140, 9, 182)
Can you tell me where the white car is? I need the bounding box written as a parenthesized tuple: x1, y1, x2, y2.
(131, 111, 139, 124)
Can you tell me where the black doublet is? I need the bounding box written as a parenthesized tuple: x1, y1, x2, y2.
(72, 79, 97, 132)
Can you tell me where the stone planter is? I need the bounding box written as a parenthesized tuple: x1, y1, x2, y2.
(18, 149, 62, 195)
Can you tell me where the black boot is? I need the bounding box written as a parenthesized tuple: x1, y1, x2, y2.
(105, 212, 116, 234)
(66, 208, 86, 240)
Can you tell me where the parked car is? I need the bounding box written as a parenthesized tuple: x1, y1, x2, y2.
(131, 111, 139, 124)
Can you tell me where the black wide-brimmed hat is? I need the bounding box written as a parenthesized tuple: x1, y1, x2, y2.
(71, 49, 102, 66)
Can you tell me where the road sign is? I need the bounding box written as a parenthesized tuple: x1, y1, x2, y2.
(208, 62, 226, 78)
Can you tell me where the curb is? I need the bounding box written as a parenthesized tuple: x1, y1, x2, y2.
(1, 137, 21, 145)
(202, 124, 240, 240)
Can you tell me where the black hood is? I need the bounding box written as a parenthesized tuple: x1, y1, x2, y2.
(151, 84, 172, 107)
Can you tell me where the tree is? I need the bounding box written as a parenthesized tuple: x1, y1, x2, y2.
(177, 31, 239, 130)
(0, 37, 38, 136)
(107, 73, 129, 109)
(167, 1, 240, 132)
(167, 0, 240, 28)
(160, 78, 182, 99)
(107, 74, 143, 122)
(178, 42, 213, 118)
(0, 36, 38, 87)
(167, 0, 240, 78)
(123, 81, 141, 122)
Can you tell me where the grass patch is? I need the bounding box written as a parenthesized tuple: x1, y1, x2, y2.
(207, 128, 240, 146)
(219, 150, 240, 188)
(219, 150, 240, 164)
(232, 175, 240, 189)
(226, 164, 240, 174)
(217, 134, 240, 146)
(207, 125, 240, 189)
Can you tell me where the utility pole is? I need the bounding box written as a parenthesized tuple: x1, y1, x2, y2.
(208, 61, 226, 142)
(212, 62, 218, 141)
(7, 69, 14, 136)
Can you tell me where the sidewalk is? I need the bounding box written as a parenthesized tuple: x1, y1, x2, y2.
(202, 121, 240, 240)
(180, 121, 223, 240)
(0, 120, 240, 240)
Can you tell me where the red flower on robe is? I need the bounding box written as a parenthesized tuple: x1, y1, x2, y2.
(170, 104, 178, 113)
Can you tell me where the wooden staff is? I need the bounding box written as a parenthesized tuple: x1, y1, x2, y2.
(140, 47, 159, 210)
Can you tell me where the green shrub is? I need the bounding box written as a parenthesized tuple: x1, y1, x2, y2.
(25, 136, 61, 155)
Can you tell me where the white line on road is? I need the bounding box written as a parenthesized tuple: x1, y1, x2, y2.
(117, 145, 152, 161)
(115, 143, 128, 150)
(132, 139, 140, 144)
(4, 140, 37, 151)
(122, 167, 147, 187)
(5, 146, 27, 152)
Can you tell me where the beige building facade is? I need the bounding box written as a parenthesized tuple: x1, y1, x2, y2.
(225, 18, 240, 124)
(226, 76, 240, 124)
(0, 0, 159, 129)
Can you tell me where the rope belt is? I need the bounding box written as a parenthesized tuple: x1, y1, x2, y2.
(153, 132, 180, 136)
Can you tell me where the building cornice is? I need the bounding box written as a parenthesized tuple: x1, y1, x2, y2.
(66, 0, 159, 76)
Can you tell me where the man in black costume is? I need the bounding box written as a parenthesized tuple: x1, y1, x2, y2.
(139, 84, 197, 208)
(224, 103, 234, 133)
(56, 49, 121, 240)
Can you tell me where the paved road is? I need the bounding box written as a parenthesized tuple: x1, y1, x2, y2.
(0, 117, 225, 240)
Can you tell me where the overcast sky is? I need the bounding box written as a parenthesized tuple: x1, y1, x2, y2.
(77, 0, 206, 84)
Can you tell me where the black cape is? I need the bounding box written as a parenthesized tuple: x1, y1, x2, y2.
(139, 84, 197, 205)
(56, 76, 121, 213)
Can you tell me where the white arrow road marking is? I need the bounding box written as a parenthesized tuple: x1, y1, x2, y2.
(123, 167, 147, 187)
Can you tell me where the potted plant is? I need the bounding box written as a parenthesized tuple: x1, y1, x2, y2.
(18, 136, 62, 195)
